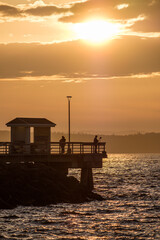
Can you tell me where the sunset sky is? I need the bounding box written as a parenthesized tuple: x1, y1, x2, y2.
(0, 0, 160, 134)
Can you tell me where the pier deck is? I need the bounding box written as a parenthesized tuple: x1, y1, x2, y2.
(0, 142, 107, 168)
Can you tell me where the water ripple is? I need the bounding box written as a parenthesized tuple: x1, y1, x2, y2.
(0, 154, 159, 239)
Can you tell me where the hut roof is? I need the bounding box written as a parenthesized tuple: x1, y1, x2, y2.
(6, 118, 56, 127)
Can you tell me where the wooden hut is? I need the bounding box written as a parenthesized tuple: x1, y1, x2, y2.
(6, 117, 56, 154)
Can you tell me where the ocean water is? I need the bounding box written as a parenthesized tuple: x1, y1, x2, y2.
(0, 154, 159, 240)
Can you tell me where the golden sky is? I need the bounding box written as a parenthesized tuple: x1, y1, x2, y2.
(0, 0, 160, 134)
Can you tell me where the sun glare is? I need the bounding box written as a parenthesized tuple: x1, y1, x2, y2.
(74, 20, 121, 43)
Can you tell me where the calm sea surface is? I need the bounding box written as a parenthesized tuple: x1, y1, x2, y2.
(0, 154, 159, 239)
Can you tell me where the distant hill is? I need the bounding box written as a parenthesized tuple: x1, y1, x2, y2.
(0, 131, 160, 153)
(104, 133, 160, 153)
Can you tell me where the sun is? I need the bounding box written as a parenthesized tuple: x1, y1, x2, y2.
(73, 19, 121, 43)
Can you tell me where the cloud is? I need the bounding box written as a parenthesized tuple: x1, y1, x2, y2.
(133, 14, 160, 32)
(0, 4, 21, 17)
(59, 0, 160, 32)
(0, 0, 160, 33)
(0, 2, 69, 21)
(0, 36, 160, 80)
(24, 5, 69, 16)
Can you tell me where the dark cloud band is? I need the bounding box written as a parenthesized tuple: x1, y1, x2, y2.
(0, 36, 160, 80)
(0, 4, 21, 17)
(0, 3, 69, 18)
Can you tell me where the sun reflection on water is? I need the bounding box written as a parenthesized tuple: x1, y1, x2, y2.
(0, 154, 159, 239)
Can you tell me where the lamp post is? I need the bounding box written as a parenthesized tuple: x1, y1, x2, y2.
(67, 96, 72, 153)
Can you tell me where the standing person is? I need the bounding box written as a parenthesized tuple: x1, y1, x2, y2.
(93, 135, 98, 153)
(59, 136, 66, 154)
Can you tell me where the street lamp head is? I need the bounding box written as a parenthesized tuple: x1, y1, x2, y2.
(67, 96, 72, 99)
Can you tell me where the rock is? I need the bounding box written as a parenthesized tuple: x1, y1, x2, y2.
(0, 164, 103, 209)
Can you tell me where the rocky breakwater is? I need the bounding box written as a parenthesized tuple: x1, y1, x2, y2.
(0, 163, 103, 209)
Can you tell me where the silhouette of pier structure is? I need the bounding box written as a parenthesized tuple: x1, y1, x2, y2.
(0, 118, 107, 190)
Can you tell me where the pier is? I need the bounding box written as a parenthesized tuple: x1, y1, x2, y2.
(0, 141, 106, 190)
(0, 118, 107, 190)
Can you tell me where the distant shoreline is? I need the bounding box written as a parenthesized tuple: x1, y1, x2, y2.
(0, 131, 160, 153)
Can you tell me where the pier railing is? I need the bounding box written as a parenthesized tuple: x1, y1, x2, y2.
(0, 142, 106, 155)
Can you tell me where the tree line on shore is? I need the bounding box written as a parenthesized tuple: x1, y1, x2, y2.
(0, 131, 160, 153)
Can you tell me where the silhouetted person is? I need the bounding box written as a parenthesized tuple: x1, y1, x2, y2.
(94, 135, 98, 153)
(59, 136, 66, 154)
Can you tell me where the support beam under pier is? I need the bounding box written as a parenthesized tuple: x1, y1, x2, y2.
(80, 168, 93, 191)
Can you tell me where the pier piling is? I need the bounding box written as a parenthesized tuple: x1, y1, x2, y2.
(80, 168, 93, 191)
